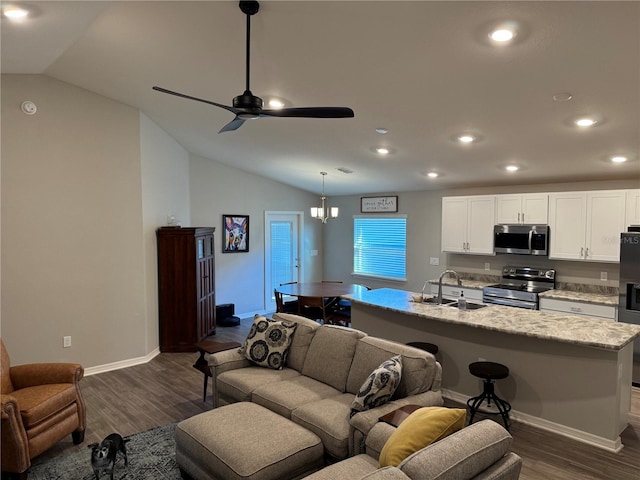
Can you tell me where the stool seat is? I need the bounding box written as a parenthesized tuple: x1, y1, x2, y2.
(406, 342, 439, 356)
(469, 361, 509, 380)
(466, 361, 511, 431)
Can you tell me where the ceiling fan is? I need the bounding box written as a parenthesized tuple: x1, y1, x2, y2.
(153, 1, 354, 133)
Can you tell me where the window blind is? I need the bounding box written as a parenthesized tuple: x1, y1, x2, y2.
(353, 216, 407, 281)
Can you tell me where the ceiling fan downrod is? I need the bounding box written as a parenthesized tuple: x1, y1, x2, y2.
(234, 1, 262, 110)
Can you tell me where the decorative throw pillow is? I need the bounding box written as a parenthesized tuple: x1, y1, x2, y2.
(378, 407, 467, 467)
(350, 355, 403, 418)
(239, 315, 297, 370)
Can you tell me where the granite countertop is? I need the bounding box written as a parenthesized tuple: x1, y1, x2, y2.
(429, 278, 619, 306)
(346, 288, 640, 351)
(538, 289, 618, 307)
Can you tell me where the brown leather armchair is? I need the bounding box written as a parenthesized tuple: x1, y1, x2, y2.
(1, 339, 86, 479)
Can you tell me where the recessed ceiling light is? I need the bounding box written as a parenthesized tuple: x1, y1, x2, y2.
(375, 128, 388, 134)
(489, 28, 515, 43)
(427, 172, 439, 178)
(575, 117, 597, 127)
(457, 135, 475, 144)
(505, 165, 519, 172)
(610, 156, 628, 164)
(376, 147, 390, 155)
(552, 92, 573, 102)
(3, 6, 29, 19)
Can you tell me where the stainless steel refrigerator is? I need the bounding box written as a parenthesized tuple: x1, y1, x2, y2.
(619, 232, 640, 386)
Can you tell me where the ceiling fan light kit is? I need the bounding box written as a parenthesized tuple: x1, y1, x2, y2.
(153, 0, 354, 133)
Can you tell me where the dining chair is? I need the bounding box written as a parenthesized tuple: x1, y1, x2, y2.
(278, 282, 299, 312)
(274, 289, 298, 314)
(298, 296, 333, 324)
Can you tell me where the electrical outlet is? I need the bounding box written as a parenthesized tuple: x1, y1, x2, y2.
(600, 272, 608, 281)
(63, 336, 71, 348)
(429, 257, 440, 266)
(484, 263, 490, 271)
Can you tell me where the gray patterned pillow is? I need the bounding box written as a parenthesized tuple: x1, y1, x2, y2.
(239, 315, 297, 370)
(351, 355, 403, 417)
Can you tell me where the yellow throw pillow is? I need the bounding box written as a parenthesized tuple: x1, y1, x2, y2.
(379, 407, 467, 467)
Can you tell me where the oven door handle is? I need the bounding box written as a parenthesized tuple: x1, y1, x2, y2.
(528, 229, 533, 252)
(482, 296, 537, 309)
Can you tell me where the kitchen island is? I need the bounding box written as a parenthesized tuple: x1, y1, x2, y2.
(346, 288, 640, 452)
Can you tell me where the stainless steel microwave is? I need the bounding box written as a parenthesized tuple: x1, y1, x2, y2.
(494, 224, 549, 255)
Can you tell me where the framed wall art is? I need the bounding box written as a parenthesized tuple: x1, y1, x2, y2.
(222, 215, 249, 253)
(360, 196, 398, 213)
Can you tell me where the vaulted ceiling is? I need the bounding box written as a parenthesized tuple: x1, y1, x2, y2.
(2, 1, 639, 195)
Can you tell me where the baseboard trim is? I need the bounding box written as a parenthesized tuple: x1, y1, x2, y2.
(84, 347, 160, 376)
(442, 388, 623, 453)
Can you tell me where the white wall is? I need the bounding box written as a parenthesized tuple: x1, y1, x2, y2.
(189, 154, 324, 315)
(324, 179, 640, 293)
(1, 75, 146, 366)
(140, 112, 190, 354)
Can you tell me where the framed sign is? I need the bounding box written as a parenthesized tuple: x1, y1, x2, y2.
(223, 215, 249, 253)
(360, 196, 398, 213)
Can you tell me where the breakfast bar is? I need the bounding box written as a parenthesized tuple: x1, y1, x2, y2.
(345, 288, 640, 452)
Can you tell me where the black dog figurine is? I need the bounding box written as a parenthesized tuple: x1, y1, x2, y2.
(88, 433, 129, 480)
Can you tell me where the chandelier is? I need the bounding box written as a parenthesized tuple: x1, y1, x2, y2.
(310, 172, 338, 223)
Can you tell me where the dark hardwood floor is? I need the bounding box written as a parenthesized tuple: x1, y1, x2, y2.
(32, 316, 640, 480)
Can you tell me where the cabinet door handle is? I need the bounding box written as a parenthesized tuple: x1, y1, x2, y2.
(570, 307, 582, 313)
(518, 212, 521, 223)
(585, 248, 589, 258)
(521, 212, 524, 223)
(580, 247, 584, 258)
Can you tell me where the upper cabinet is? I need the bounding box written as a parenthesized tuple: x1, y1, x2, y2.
(495, 194, 549, 224)
(548, 190, 626, 262)
(442, 196, 495, 254)
(626, 189, 640, 226)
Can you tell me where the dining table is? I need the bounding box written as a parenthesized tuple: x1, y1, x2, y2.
(275, 282, 369, 299)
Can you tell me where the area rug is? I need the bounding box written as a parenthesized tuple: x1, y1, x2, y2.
(28, 422, 182, 480)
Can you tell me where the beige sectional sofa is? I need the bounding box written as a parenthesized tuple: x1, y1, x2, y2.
(302, 419, 522, 480)
(207, 313, 444, 459)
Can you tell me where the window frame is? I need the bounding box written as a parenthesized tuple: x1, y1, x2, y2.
(352, 214, 407, 282)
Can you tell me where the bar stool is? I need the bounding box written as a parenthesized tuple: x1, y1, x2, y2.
(466, 361, 511, 430)
(406, 341, 439, 356)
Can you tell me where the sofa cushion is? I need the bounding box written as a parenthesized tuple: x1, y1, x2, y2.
(252, 376, 342, 419)
(301, 325, 365, 392)
(397, 419, 513, 480)
(292, 393, 354, 459)
(360, 467, 412, 480)
(351, 356, 403, 418)
(217, 367, 300, 403)
(272, 313, 321, 372)
(379, 407, 466, 468)
(346, 337, 436, 398)
(300, 454, 379, 480)
(240, 315, 297, 369)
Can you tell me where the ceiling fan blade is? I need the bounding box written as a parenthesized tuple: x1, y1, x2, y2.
(153, 86, 240, 115)
(260, 107, 355, 119)
(219, 117, 246, 133)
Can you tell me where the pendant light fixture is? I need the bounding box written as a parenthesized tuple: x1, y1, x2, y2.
(310, 172, 338, 223)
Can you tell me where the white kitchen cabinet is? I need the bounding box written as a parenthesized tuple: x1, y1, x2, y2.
(495, 193, 548, 224)
(441, 196, 495, 254)
(548, 190, 626, 262)
(539, 298, 617, 322)
(626, 189, 640, 226)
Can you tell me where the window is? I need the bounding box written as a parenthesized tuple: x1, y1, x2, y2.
(353, 215, 407, 281)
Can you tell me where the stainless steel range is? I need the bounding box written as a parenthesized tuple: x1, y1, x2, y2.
(482, 266, 556, 310)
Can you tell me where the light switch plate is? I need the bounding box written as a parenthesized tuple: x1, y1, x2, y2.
(600, 272, 608, 281)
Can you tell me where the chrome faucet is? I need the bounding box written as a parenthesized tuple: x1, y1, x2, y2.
(421, 280, 430, 301)
(437, 270, 462, 305)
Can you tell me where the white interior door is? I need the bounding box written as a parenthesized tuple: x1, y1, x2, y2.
(265, 212, 301, 312)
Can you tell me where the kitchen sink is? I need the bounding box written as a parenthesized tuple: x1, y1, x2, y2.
(419, 297, 456, 305)
(446, 301, 487, 310)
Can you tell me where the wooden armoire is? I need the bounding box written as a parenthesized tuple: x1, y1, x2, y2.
(157, 227, 216, 352)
